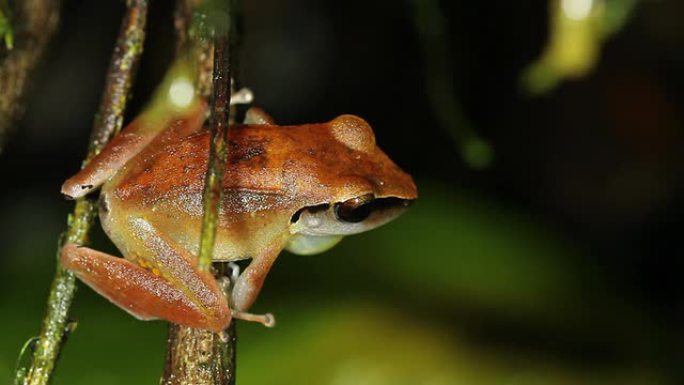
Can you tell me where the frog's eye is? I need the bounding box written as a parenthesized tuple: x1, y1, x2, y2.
(334, 194, 374, 223)
(290, 195, 413, 237)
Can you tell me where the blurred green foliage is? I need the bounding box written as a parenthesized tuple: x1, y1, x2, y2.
(409, 0, 493, 170)
(522, 0, 639, 94)
(0, 0, 12, 50)
(0, 183, 672, 384)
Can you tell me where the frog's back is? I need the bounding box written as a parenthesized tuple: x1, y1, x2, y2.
(105, 125, 297, 217)
(99, 118, 414, 261)
(101, 124, 304, 261)
(105, 119, 412, 216)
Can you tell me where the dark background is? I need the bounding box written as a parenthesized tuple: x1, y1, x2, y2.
(1, 0, 683, 383)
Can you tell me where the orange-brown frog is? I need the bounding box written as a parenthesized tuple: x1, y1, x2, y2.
(60, 98, 417, 333)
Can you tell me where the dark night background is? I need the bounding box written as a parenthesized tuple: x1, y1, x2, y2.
(1, 0, 683, 383)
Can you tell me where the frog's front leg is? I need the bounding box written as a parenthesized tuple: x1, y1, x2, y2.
(231, 242, 283, 312)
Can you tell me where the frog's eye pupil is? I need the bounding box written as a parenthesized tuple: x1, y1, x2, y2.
(335, 195, 374, 223)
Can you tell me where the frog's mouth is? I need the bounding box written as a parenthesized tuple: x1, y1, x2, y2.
(289, 196, 414, 237)
(286, 196, 413, 255)
(333, 196, 413, 224)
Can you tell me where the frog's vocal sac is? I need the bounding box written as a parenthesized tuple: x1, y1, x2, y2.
(60, 101, 417, 332)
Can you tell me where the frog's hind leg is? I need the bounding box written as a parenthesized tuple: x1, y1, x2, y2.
(61, 243, 230, 332)
(61, 100, 207, 199)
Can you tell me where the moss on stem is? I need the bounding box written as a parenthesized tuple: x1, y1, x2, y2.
(15, 2, 149, 384)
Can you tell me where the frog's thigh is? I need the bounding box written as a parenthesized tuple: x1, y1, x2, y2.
(231, 242, 282, 311)
(60, 243, 230, 332)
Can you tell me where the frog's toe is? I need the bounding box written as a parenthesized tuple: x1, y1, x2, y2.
(231, 309, 275, 327)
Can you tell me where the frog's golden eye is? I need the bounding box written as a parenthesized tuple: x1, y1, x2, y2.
(334, 194, 374, 223)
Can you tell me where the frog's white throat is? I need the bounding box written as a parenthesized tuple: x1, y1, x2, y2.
(285, 234, 344, 255)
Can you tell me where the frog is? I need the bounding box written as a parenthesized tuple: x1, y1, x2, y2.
(59, 97, 417, 333)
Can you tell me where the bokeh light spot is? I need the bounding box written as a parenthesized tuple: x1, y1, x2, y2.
(168, 77, 195, 108)
(561, 0, 594, 21)
(462, 137, 494, 169)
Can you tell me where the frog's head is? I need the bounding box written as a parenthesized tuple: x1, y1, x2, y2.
(285, 114, 417, 255)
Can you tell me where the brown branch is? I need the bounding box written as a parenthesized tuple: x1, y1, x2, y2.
(0, 0, 61, 153)
(14, 2, 149, 384)
(162, 1, 239, 384)
(163, 312, 237, 385)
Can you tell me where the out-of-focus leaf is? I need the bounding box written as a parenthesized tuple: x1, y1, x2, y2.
(522, 0, 639, 95)
(238, 302, 668, 385)
(0, 0, 13, 50)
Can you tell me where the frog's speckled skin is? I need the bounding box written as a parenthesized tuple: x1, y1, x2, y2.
(60, 101, 417, 332)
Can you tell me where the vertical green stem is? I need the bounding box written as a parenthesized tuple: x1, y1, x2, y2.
(197, 33, 231, 272)
(408, 0, 493, 169)
(163, 1, 239, 384)
(16, 2, 148, 384)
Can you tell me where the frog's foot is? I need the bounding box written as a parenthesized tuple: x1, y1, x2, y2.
(60, 243, 230, 333)
(230, 87, 253, 105)
(217, 264, 275, 327)
(227, 262, 241, 284)
(244, 107, 275, 125)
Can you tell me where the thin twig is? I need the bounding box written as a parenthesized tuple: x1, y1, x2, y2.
(15, 2, 148, 384)
(408, 0, 493, 169)
(162, 1, 239, 384)
(198, 34, 231, 272)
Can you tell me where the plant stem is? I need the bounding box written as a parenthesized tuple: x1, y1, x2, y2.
(163, 1, 239, 384)
(174, 0, 215, 99)
(197, 33, 231, 272)
(408, 0, 493, 169)
(16, 2, 148, 384)
(163, 319, 237, 385)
